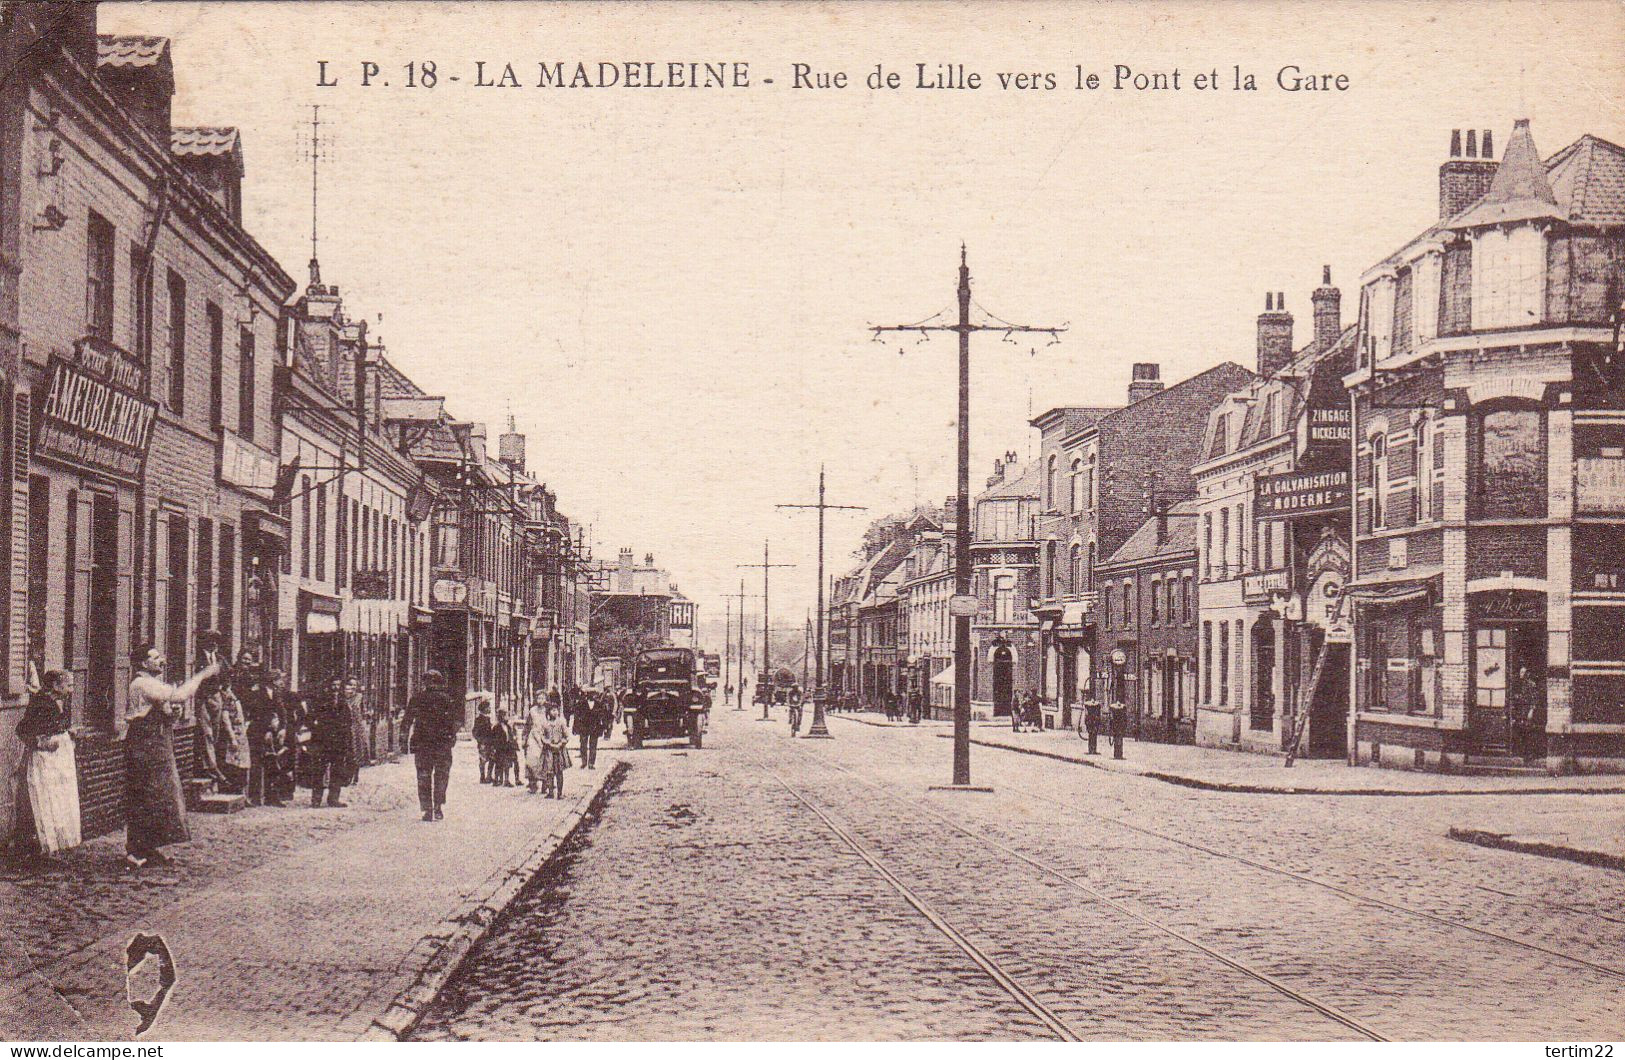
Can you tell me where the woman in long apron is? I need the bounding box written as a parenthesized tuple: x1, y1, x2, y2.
(16, 670, 81, 857)
(124, 644, 221, 869)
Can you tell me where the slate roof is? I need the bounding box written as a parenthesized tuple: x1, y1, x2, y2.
(1546, 134, 1625, 225)
(1100, 498, 1199, 569)
(97, 34, 169, 69)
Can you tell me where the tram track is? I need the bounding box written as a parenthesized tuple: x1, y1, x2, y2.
(827, 718, 1625, 981)
(750, 742, 1388, 1041)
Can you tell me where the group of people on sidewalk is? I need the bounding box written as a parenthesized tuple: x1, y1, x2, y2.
(13, 639, 379, 869)
(471, 688, 619, 800)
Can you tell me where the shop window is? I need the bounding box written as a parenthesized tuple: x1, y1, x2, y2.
(1576, 424, 1625, 515)
(1476, 405, 1546, 519)
(85, 213, 114, 341)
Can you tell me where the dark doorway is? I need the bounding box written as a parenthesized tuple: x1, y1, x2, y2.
(1472, 623, 1545, 755)
(991, 644, 1014, 716)
(1305, 637, 1350, 759)
(1251, 621, 1275, 731)
(88, 493, 119, 724)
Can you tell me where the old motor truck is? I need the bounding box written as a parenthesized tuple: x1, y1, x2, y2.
(625, 647, 709, 749)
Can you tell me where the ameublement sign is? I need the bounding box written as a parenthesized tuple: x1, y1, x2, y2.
(37, 354, 157, 483)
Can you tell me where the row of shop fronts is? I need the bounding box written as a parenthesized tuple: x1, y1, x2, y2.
(0, 7, 595, 842)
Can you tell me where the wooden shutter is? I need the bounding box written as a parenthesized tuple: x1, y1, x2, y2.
(115, 493, 135, 722)
(70, 492, 93, 710)
(152, 510, 171, 660)
(8, 389, 30, 691)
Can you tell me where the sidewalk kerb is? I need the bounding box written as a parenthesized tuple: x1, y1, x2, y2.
(905, 728, 1625, 797)
(1447, 827, 1625, 872)
(361, 760, 627, 1041)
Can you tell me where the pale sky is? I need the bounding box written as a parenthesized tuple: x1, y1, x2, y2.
(101, 0, 1625, 632)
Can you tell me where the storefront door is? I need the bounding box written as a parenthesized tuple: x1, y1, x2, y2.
(1472, 624, 1544, 756)
(991, 646, 1014, 716)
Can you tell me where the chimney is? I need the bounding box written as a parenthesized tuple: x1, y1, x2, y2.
(1256, 292, 1294, 377)
(1156, 505, 1169, 546)
(988, 455, 1005, 488)
(1311, 266, 1341, 353)
(1128, 362, 1164, 404)
(1439, 127, 1498, 220)
(644, 553, 654, 567)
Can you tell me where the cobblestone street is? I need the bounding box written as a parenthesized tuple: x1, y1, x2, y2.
(415, 708, 1625, 1041)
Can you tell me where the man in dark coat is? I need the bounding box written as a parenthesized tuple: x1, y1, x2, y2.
(404, 670, 461, 821)
(232, 650, 275, 806)
(303, 678, 357, 808)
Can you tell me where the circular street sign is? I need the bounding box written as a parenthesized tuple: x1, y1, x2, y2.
(948, 594, 980, 617)
(1110, 648, 1128, 666)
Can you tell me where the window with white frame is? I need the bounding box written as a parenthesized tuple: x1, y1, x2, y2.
(1472, 225, 1545, 330)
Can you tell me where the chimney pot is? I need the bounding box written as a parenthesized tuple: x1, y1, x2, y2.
(1312, 265, 1342, 354)
(1322, 265, 1331, 285)
(1482, 129, 1493, 158)
(1465, 129, 1478, 158)
(1439, 124, 1499, 220)
(1257, 288, 1295, 377)
(1450, 129, 1462, 158)
(1276, 292, 1285, 307)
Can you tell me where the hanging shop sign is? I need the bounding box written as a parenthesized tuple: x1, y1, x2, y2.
(219, 432, 280, 497)
(1255, 468, 1351, 521)
(36, 353, 157, 482)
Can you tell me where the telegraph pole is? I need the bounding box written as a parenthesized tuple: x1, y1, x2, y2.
(777, 466, 866, 739)
(739, 542, 794, 721)
(730, 580, 763, 711)
(870, 246, 1065, 789)
(723, 592, 732, 702)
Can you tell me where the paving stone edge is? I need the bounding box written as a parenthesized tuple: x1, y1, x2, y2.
(935, 731, 1625, 798)
(359, 761, 628, 1041)
(1446, 827, 1625, 872)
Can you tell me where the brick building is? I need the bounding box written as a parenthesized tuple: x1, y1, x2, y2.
(1344, 121, 1625, 773)
(1193, 275, 1356, 756)
(1096, 499, 1200, 742)
(1033, 361, 1255, 731)
(970, 452, 1040, 717)
(276, 270, 437, 756)
(897, 514, 952, 716)
(0, 9, 296, 838)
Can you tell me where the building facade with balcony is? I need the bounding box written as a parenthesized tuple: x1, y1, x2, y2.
(1192, 276, 1354, 756)
(0, 11, 296, 838)
(1345, 122, 1625, 773)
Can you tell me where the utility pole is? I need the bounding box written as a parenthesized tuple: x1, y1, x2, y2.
(777, 466, 866, 739)
(802, 613, 812, 693)
(871, 245, 1066, 789)
(730, 580, 762, 711)
(739, 542, 794, 721)
(723, 593, 732, 702)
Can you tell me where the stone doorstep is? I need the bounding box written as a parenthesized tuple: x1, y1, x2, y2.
(1447, 828, 1625, 872)
(360, 762, 624, 1042)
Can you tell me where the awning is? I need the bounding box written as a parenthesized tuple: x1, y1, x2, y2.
(1060, 602, 1087, 628)
(931, 665, 955, 688)
(300, 589, 342, 616)
(1038, 619, 1056, 632)
(243, 510, 290, 550)
(1348, 575, 1439, 607)
(305, 611, 339, 635)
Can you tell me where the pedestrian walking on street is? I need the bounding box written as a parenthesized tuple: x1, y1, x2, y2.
(15, 670, 81, 858)
(302, 679, 358, 808)
(573, 692, 601, 770)
(404, 670, 462, 822)
(523, 698, 549, 793)
(538, 701, 570, 797)
(123, 644, 221, 869)
(788, 687, 803, 736)
(472, 702, 496, 784)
